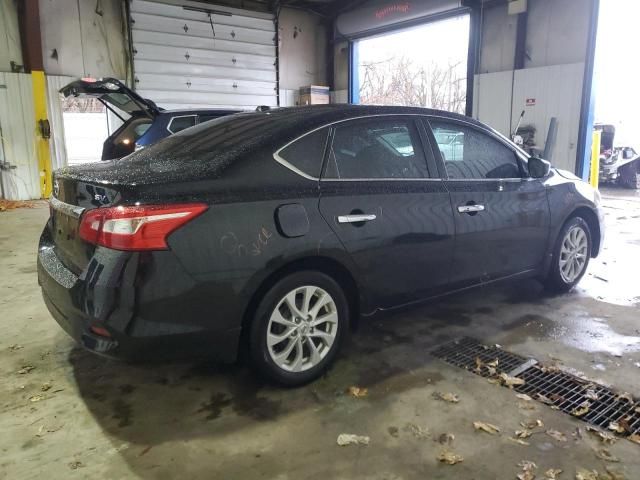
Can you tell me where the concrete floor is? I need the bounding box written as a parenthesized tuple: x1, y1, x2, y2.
(1, 186, 639, 479)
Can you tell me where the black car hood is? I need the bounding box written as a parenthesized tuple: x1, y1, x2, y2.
(60, 78, 161, 117)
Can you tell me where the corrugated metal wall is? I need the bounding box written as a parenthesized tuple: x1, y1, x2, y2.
(0, 73, 40, 200)
(130, 0, 277, 110)
(474, 63, 585, 172)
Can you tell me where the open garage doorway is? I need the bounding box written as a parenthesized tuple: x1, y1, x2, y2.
(352, 14, 470, 113)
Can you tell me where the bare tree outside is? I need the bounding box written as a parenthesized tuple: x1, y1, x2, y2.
(359, 56, 467, 113)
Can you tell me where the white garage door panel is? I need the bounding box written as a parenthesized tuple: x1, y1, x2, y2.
(137, 89, 277, 108)
(134, 44, 275, 70)
(135, 59, 276, 82)
(131, 0, 277, 109)
(131, 0, 274, 31)
(132, 12, 275, 45)
(133, 30, 275, 57)
(137, 73, 275, 95)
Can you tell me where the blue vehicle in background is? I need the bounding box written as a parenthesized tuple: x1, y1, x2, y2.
(60, 78, 241, 160)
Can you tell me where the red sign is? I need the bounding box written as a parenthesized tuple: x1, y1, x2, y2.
(375, 2, 410, 20)
(526, 98, 536, 106)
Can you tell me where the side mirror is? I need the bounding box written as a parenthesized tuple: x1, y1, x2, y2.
(528, 156, 551, 178)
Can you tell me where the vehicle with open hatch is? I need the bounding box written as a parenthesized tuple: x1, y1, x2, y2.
(38, 105, 605, 386)
(60, 77, 240, 160)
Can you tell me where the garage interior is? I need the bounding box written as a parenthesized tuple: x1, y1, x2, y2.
(1, 0, 640, 478)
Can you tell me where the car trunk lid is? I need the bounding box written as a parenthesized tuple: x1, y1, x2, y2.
(60, 78, 161, 118)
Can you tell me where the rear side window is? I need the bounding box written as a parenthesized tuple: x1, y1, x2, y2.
(430, 120, 521, 179)
(324, 118, 429, 179)
(168, 115, 197, 134)
(276, 128, 329, 178)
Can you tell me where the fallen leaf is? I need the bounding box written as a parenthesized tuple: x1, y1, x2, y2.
(594, 448, 619, 463)
(68, 461, 83, 470)
(437, 449, 463, 465)
(628, 433, 640, 444)
(437, 433, 455, 445)
(517, 460, 537, 480)
(585, 389, 599, 401)
(433, 391, 460, 403)
(29, 394, 45, 403)
(537, 393, 554, 404)
(499, 373, 525, 388)
(8, 344, 23, 351)
(547, 429, 568, 442)
(575, 469, 598, 480)
(585, 426, 617, 444)
(551, 405, 561, 411)
(508, 437, 530, 446)
(608, 422, 625, 434)
(18, 365, 35, 374)
(616, 392, 633, 403)
(404, 423, 430, 439)
(347, 386, 368, 398)
(41, 383, 52, 392)
(516, 393, 533, 401)
(35, 424, 63, 437)
(520, 419, 544, 430)
(571, 401, 591, 417)
(544, 468, 563, 479)
(515, 429, 532, 439)
(337, 433, 370, 446)
(139, 445, 153, 457)
(473, 421, 500, 435)
(603, 466, 626, 480)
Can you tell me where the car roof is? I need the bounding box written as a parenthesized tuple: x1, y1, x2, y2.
(159, 108, 244, 116)
(251, 104, 483, 127)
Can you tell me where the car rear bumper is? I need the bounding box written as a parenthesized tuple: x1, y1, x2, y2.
(37, 228, 242, 363)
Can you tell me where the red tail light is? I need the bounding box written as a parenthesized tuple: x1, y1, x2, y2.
(79, 203, 208, 251)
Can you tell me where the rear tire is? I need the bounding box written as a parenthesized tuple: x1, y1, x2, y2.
(544, 216, 592, 293)
(618, 162, 640, 189)
(249, 271, 348, 386)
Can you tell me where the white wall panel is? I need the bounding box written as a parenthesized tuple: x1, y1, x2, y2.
(46, 75, 74, 171)
(0, 73, 40, 200)
(473, 71, 513, 135)
(0, 0, 22, 73)
(131, 0, 277, 109)
(511, 63, 584, 172)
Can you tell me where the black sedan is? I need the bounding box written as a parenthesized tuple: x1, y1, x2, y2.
(38, 105, 604, 385)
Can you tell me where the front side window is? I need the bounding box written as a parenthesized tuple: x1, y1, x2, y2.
(430, 120, 522, 180)
(324, 118, 429, 179)
(276, 128, 329, 179)
(168, 115, 197, 134)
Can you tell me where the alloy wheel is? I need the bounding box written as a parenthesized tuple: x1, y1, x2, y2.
(266, 285, 338, 373)
(559, 225, 589, 283)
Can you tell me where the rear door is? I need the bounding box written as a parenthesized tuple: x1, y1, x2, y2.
(318, 116, 455, 309)
(425, 117, 550, 286)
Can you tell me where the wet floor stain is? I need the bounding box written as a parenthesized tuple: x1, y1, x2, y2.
(112, 399, 133, 428)
(501, 312, 640, 356)
(197, 392, 232, 420)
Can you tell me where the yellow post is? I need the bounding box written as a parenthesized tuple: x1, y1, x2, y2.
(31, 70, 52, 198)
(590, 129, 601, 189)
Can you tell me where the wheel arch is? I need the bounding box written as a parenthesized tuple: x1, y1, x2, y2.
(238, 256, 362, 358)
(566, 206, 601, 257)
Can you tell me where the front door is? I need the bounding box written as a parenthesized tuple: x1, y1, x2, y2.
(318, 116, 455, 309)
(427, 118, 550, 286)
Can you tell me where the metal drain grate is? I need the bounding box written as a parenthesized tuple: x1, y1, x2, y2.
(432, 337, 640, 438)
(515, 367, 640, 435)
(431, 337, 530, 377)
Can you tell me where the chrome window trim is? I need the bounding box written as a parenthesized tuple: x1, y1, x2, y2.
(166, 115, 198, 135)
(49, 196, 85, 218)
(272, 113, 529, 183)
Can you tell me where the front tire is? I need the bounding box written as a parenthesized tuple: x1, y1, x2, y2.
(249, 271, 348, 386)
(618, 162, 640, 189)
(544, 216, 592, 293)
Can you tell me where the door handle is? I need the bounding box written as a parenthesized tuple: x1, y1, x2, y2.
(337, 214, 377, 223)
(457, 204, 485, 214)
